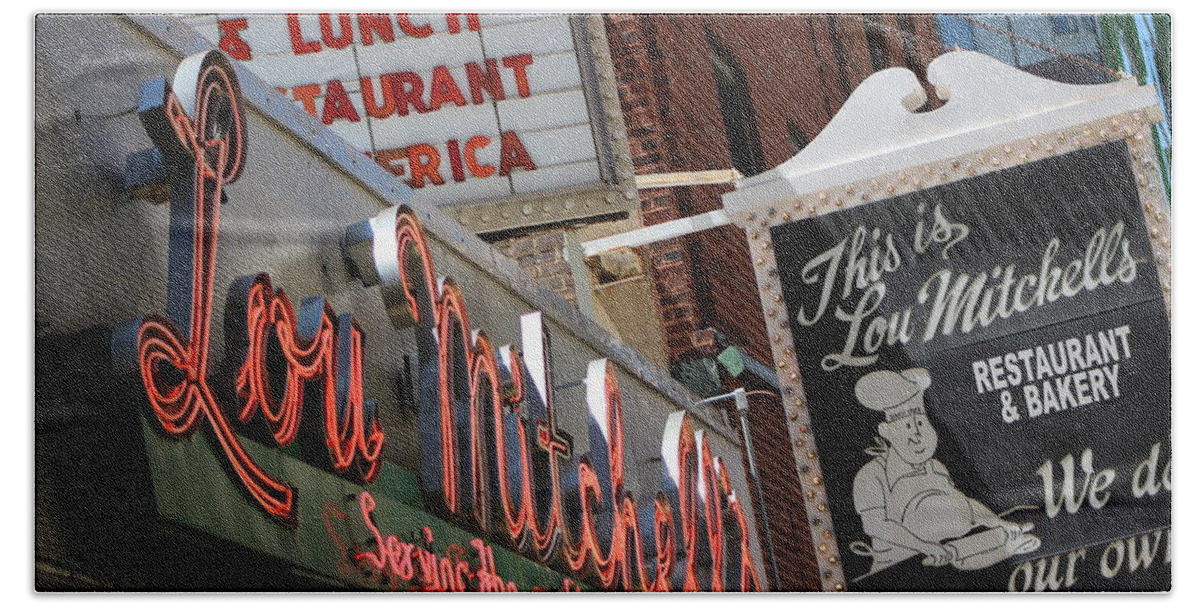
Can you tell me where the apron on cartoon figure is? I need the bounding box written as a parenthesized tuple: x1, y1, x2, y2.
(848, 368, 1041, 580)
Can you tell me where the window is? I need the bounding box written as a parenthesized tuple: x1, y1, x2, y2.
(895, 15, 921, 74)
(864, 15, 890, 72)
(1051, 15, 1079, 35)
(786, 120, 810, 155)
(647, 39, 663, 60)
(706, 28, 767, 177)
(826, 16, 853, 96)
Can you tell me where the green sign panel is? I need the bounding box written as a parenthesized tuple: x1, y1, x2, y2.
(141, 415, 585, 591)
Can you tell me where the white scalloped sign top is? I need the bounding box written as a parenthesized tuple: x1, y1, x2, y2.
(724, 51, 1159, 211)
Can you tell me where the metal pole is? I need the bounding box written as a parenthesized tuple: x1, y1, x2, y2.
(694, 388, 783, 589)
(733, 389, 782, 591)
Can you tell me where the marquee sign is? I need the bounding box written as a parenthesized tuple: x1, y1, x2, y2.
(722, 52, 1171, 591)
(113, 50, 762, 592)
(179, 13, 636, 234)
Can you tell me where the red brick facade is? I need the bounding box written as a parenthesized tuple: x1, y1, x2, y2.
(604, 14, 943, 590)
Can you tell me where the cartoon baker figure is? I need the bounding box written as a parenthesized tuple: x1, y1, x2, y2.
(849, 367, 1040, 580)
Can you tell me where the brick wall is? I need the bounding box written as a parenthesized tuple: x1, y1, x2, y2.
(605, 13, 945, 590)
(491, 230, 577, 306)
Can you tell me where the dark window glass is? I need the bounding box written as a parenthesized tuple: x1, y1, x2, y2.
(865, 15, 890, 71)
(706, 27, 766, 177)
(1051, 15, 1079, 35)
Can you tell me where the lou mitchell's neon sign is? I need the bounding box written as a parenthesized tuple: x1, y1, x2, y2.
(115, 51, 762, 592)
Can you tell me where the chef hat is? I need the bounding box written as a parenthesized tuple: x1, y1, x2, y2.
(855, 368, 931, 421)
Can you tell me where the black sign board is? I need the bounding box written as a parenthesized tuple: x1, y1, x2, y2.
(773, 142, 1170, 591)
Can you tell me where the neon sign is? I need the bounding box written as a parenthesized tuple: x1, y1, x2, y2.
(113, 52, 383, 526)
(345, 204, 763, 591)
(353, 491, 546, 592)
(115, 51, 762, 591)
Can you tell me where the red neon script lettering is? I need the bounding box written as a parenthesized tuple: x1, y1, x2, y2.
(117, 52, 382, 524)
(355, 492, 523, 592)
(345, 207, 765, 590)
(120, 52, 297, 523)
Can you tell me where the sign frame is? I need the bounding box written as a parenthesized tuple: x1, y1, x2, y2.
(720, 51, 1170, 591)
